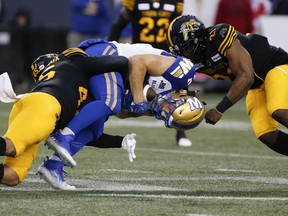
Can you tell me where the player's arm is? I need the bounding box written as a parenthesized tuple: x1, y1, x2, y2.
(205, 39, 254, 125)
(82, 55, 129, 78)
(225, 38, 254, 105)
(128, 54, 175, 103)
(107, 7, 131, 41)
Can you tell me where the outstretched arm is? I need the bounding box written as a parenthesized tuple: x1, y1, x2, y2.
(205, 39, 254, 124)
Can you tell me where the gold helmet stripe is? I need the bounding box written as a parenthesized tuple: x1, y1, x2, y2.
(167, 15, 182, 47)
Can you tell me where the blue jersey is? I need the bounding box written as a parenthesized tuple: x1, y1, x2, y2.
(78, 39, 196, 95)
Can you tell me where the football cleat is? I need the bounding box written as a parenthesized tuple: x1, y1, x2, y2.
(177, 138, 192, 147)
(45, 131, 77, 168)
(37, 157, 76, 190)
(122, 133, 136, 162)
(176, 130, 192, 147)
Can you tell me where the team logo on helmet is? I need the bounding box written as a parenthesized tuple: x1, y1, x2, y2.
(150, 91, 205, 131)
(180, 20, 202, 42)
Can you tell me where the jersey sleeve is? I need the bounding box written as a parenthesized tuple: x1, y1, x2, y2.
(79, 56, 129, 78)
(214, 24, 237, 56)
(176, 0, 184, 15)
(122, 0, 135, 12)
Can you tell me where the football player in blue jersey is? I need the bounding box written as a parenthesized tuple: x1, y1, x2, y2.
(108, 0, 192, 147)
(38, 39, 203, 190)
(167, 15, 288, 157)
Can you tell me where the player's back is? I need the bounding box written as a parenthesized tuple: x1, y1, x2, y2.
(123, 0, 183, 50)
(32, 55, 91, 128)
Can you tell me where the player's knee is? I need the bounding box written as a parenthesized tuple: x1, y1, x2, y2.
(271, 109, 288, 128)
(112, 103, 122, 114)
(2, 137, 16, 157)
(1, 165, 21, 186)
(258, 131, 278, 146)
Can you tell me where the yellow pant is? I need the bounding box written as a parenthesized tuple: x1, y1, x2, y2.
(246, 64, 288, 138)
(4, 92, 61, 181)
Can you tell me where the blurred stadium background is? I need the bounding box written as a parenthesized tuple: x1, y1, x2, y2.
(0, 0, 288, 92)
(1, 1, 288, 215)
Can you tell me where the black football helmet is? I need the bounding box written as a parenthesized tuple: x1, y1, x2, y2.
(167, 15, 207, 63)
(31, 53, 58, 81)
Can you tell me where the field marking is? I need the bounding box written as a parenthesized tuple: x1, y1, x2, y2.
(84, 193, 288, 201)
(138, 148, 287, 160)
(105, 119, 251, 130)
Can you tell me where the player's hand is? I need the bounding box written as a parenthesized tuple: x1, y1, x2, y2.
(130, 101, 148, 114)
(205, 108, 222, 125)
(122, 133, 136, 162)
(122, 90, 133, 111)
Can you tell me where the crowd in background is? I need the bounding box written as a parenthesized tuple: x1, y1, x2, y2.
(0, 0, 287, 91)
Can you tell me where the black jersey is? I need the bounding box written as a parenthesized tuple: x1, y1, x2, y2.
(122, 0, 183, 51)
(196, 23, 288, 89)
(31, 48, 128, 129)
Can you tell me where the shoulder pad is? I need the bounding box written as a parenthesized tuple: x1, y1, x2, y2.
(208, 24, 237, 56)
(61, 48, 88, 58)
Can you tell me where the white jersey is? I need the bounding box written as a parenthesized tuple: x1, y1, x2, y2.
(78, 39, 196, 95)
(112, 41, 181, 94)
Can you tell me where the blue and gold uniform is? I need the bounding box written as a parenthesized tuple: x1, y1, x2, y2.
(2, 48, 128, 182)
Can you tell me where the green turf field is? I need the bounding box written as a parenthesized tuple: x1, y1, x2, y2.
(1, 93, 288, 216)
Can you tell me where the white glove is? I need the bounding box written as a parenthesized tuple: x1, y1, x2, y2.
(121, 133, 136, 162)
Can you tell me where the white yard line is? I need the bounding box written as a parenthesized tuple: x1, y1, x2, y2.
(138, 148, 286, 160)
(104, 119, 252, 130)
(84, 193, 288, 201)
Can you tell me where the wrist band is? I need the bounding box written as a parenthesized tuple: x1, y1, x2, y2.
(214, 107, 223, 115)
(216, 96, 233, 113)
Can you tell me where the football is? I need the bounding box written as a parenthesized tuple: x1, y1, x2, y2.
(143, 84, 156, 102)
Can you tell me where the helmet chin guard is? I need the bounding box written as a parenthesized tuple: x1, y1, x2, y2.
(150, 91, 205, 131)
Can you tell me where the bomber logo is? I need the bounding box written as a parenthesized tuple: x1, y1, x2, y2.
(180, 20, 201, 41)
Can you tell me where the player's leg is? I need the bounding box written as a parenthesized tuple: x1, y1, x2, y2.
(1, 93, 60, 186)
(176, 130, 192, 147)
(246, 82, 288, 156)
(261, 65, 288, 155)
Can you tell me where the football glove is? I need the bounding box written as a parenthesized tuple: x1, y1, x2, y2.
(130, 101, 148, 114)
(121, 133, 136, 162)
(122, 90, 133, 111)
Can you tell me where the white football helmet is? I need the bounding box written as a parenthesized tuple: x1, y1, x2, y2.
(150, 91, 205, 130)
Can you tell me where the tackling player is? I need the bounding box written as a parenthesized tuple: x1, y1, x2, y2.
(167, 15, 288, 156)
(0, 48, 129, 187)
(38, 39, 202, 190)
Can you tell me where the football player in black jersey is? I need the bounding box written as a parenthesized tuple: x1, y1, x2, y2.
(167, 15, 288, 157)
(0, 48, 128, 186)
(108, 0, 192, 147)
